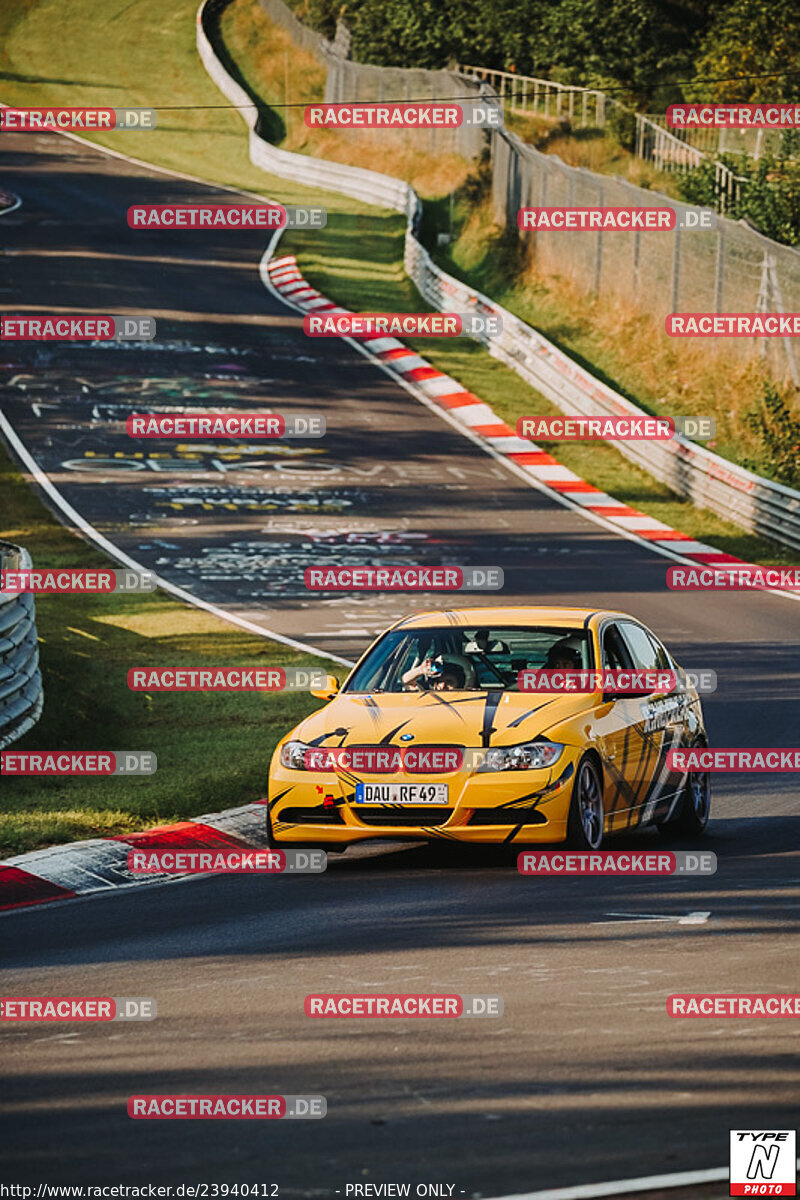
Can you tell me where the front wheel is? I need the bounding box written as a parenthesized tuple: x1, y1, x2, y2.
(566, 756, 605, 849)
(657, 748, 711, 836)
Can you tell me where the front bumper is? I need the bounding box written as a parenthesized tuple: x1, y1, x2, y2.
(267, 754, 579, 846)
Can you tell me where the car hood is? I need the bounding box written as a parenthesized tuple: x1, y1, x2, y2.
(292, 690, 593, 749)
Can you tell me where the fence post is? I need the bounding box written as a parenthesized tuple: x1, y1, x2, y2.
(670, 224, 682, 312)
(714, 225, 725, 313)
(759, 250, 800, 388)
(593, 184, 604, 293)
(632, 228, 641, 299)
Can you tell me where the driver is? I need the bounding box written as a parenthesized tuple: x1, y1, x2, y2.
(402, 656, 467, 691)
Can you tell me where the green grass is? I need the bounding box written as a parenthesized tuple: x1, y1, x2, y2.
(290, 233, 791, 564)
(503, 110, 684, 198)
(0, 0, 793, 856)
(0, 0, 790, 567)
(0, 445, 330, 857)
(0, 0, 379, 217)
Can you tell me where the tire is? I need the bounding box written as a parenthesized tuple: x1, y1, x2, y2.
(657, 745, 711, 836)
(566, 755, 605, 850)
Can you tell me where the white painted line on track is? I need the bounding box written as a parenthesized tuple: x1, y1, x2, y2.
(593, 911, 711, 925)
(0, 190, 22, 217)
(4, 103, 798, 604)
(0, 407, 352, 668)
(479, 1159, 800, 1200)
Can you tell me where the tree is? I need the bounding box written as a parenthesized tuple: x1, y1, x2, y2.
(688, 0, 800, 102)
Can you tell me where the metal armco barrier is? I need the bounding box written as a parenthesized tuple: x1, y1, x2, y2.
(197, 0, 800, 554)
(0, 542, 44, 749)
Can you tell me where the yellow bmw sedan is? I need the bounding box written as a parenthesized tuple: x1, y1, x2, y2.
(267, 607, 710, 851)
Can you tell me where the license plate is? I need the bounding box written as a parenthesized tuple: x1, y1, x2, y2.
(354, 783, 449, 805)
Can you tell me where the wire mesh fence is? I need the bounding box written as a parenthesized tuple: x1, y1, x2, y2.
(491, 127, 800, 384)
(260, 0, 799, 385)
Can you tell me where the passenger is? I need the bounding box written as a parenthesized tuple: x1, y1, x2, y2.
(544, 639, 582, 671)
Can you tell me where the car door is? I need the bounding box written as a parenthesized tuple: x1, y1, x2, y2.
(616, 620, 686, 827)
(592, 621, 646, 831)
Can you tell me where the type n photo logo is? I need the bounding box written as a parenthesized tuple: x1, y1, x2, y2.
(730, 1131, 796, 1195)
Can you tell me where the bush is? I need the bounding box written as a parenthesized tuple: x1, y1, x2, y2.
(606, 104, 636, 152)
(676, 153, 800, 247)
(743, 384, 800, 488)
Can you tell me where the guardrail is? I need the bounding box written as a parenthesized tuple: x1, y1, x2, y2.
(458, 63, 747, 213)
(457, 64, 608, 128)
(197, 0, 800, 554)
(634, 115, 745, 212)
(0, 541, 44, 749)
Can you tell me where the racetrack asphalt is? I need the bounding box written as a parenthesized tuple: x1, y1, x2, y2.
(0, 131, 798, 1192)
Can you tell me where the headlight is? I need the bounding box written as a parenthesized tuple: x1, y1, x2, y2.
(280, 740, 312, 770)
(477, 741, 565, 772)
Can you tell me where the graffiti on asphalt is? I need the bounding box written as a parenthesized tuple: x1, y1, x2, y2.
(147, 536, 472, 598)
(135, 486, 363, 518)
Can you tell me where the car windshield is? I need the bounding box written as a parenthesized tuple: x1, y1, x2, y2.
(344, 626, 593, 693)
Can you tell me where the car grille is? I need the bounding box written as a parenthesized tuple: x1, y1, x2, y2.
(279, 805, 345, 825)
(467, 807, 547, 826)
(352, 806, 453, 827)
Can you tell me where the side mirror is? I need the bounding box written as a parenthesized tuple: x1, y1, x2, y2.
(603, 689, 652, 703)
(311, 674, 340, 700)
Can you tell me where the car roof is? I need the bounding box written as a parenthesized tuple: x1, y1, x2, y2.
(390, 606, 630, 630)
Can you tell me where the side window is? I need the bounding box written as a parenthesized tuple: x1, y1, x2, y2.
(602, 624, 634, 670)
(646, 630, 672, 670)
(618, 622, 664, 670)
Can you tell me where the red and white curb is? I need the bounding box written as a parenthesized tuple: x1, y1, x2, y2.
(265, 253, 753, 573)
(0, 801, 409, 912)
(0, 801, 269, 912)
